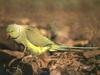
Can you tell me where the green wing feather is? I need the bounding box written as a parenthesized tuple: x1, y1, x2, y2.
(25, 26, 54, 47)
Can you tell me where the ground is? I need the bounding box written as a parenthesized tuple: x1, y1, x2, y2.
(0, 0, 100, 75)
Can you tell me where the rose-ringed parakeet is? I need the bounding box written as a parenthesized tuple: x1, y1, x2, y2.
(6, 24, 99, 55)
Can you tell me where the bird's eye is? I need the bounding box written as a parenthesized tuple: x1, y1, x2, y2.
(9, 30, 14, 33)
(27, 28, 33, 31)
(27, 28, 31, 30)
(27, 26, 35, 30)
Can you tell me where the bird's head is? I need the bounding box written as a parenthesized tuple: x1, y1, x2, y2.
(6, 24, 26, 39)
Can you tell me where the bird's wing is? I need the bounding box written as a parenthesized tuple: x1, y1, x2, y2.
(25, 26, 54, 47)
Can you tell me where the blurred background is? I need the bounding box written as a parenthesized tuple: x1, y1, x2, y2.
(0, 0, 100, 75)
(0, 0, 100, 49)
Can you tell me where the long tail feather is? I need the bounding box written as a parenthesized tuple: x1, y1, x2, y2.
(55, 45, 100, 52)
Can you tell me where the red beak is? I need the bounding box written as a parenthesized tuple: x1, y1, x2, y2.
(6, 33, 11, 39)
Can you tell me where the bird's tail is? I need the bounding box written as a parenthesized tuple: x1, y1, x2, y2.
(52, 45, 100, 52)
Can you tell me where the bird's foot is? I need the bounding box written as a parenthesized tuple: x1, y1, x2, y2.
(23, 47, 27, 53)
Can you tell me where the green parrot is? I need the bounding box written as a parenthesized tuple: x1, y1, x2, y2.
(6, 24, 99, 55)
